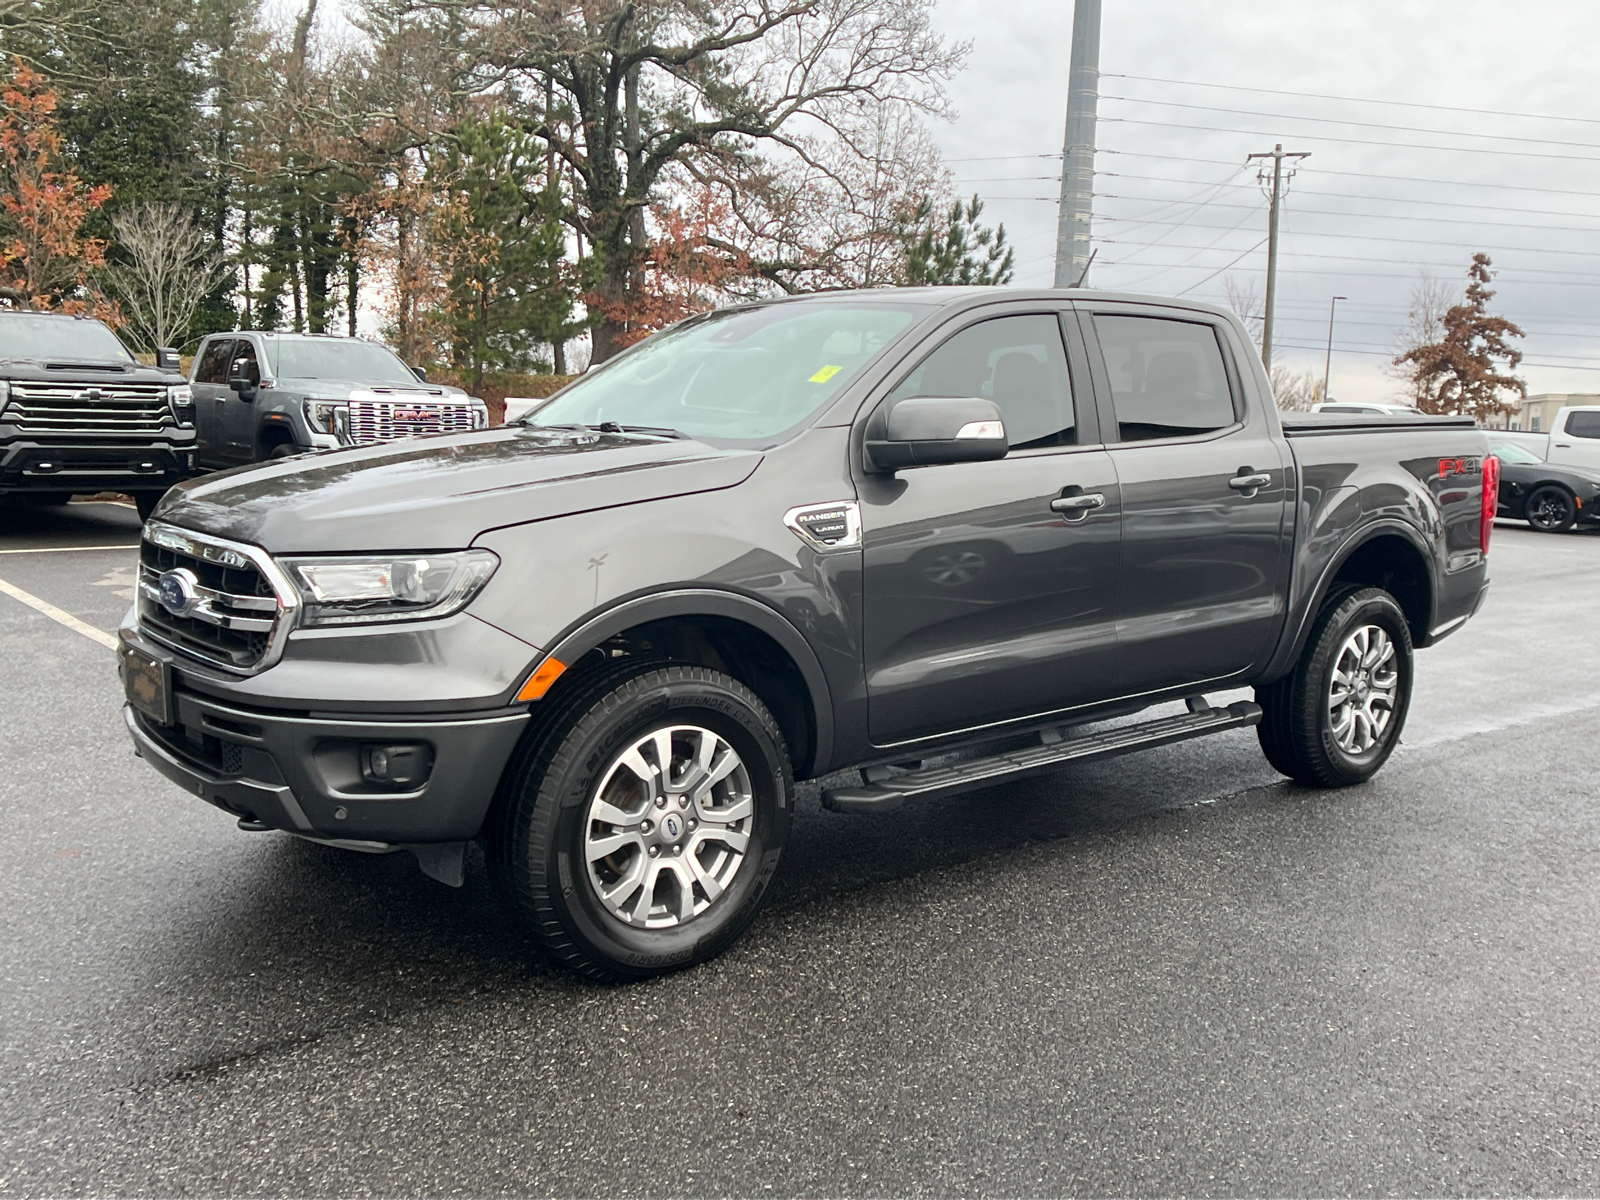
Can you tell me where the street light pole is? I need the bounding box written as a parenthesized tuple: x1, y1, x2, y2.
(1322, 295, 1347, 405)
(1053, 0, 1101, 288)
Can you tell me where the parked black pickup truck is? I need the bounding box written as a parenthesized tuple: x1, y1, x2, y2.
(1, 311, 195, 518)
(118, 288, 1493, 981)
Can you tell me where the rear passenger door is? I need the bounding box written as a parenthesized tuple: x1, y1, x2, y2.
(1078, 304, 1290, 697)
(858, 306, 1122, 745)
(190, 337, 234, 467)
(1549, 410, 1600, 471)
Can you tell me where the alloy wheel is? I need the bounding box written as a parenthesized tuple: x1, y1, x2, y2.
(1327, 623, 1399, 755)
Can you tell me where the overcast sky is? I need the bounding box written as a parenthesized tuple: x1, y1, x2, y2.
(929, 0, 1600, 403)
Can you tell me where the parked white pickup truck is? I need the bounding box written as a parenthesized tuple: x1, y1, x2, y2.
(1497, 406, 1600, 466)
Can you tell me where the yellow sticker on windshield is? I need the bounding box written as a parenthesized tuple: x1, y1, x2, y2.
(808, 364, 842, 383)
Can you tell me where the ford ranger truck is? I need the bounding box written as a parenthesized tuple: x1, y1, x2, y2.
(118, 289, 1494, 981)
(1, 310, 195, 518)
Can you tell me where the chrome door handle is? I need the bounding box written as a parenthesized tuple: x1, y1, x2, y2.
(1229, 472, 1272, 492)
(1050, 492, 1105, 516)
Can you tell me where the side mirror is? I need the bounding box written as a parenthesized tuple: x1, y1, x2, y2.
(411, 366, 428, 383)
(865, 397, 1008, 473)
(228, 376, 256, 398)
(156, 347, 181, 371)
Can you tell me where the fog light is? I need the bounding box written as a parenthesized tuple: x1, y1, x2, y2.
(360, 742, 433, 788)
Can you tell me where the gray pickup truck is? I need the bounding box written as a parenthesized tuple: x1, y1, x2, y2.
(187, 331, 487, 466)
(119, 288, 1493, 981)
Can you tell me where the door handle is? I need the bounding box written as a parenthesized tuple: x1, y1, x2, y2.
(1555, 443, 1571, 448)
(1050, 492, 1105, 517)
(1229, 472, 1272, 494)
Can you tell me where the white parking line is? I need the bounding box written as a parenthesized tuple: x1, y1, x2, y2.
(0, 545, 140, 554)
(0, 575, 119, 650)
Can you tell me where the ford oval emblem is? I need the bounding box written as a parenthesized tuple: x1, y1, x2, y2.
(662, 813, 683, 841)
(157, 568, 200, 616)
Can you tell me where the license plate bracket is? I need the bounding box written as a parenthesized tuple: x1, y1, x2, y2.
(123, 644, 173, 726)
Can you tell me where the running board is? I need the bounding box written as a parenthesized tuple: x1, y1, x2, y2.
(822, 701, 1262, 814)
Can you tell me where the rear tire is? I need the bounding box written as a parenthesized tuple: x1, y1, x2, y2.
(1525, 485, 1576, 533)
(1256, 585, 1413, 788)
(488, 661, 793, 982)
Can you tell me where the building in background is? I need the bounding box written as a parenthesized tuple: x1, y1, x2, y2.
(1499, 393, 1600, 432)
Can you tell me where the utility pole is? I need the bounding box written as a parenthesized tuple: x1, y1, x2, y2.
(1053, 0, 1101, 288)
(1245, 143, 1309, 368)
(1322, 295, 1346, 404)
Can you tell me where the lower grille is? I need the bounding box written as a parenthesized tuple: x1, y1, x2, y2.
(347, 398, 477, 444)
(137, 525, 291, 673)
(10, 382, 172, 434)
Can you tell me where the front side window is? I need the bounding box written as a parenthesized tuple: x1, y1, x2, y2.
(194, 338, 235, 384)
(1563, 411, 1600, 439)
(887, 314, 1076, 449)
(228, 340, 261, 387)
(529, 302, 925, 446)
(1094, 315, 1237, 442)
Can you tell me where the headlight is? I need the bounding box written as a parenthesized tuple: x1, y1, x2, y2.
(473, 406, 489, 430)
(304, 399, 350, 442)
(167, 384, 194, 426)
(278, 550, 499, 626)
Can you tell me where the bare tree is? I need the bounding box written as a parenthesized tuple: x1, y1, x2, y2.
(1385, 270, 1456, 406)
(1268, 364, 1323, 412)
(101, 203, 231, 351)
(1221, 274, 1263, 350)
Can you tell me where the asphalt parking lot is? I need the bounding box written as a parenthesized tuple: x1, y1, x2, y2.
(3, 501, 1600, 1196)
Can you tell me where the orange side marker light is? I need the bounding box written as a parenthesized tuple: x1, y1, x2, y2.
(516, 657, 567, 702)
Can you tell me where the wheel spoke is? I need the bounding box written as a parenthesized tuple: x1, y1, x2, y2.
(587, 830, 642, 862)
(687, 852, 724, 903)
(589, 798, 641, 829)
(701, 825, 750, 854)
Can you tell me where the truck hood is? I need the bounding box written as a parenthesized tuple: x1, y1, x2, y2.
(272, 377, 471, 401)
(156, 426, 764, 553)
(0, 358, 181, 386)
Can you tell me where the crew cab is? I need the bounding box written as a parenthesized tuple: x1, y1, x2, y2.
(187, 331, 487, 466)
(0, 311, 195, 518)
(118, 289, 1493, 981)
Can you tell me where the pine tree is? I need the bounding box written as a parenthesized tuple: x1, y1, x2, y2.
(898, 194, 1014, 287)
(1392, 253, 1525, 422)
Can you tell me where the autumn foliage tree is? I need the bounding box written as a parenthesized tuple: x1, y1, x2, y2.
(0, 60, 113, 312)
(1392, 253, 1525, 421)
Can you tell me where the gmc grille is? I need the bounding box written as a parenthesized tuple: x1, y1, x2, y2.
(347, 398, 477, 444)
(9, 381, 172, 435)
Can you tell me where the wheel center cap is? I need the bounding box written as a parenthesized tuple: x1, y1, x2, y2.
(660, 811, 686, 843)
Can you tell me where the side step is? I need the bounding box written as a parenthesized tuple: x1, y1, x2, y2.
(821, 701, 1262, 814)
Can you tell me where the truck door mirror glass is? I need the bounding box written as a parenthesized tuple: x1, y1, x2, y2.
(411, 365, 428, 383)
(865, 396, 1009, 472)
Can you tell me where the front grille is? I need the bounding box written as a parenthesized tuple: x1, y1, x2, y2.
(346, 398, 477, 444)
(9, 381, 172, 435)
(137, 529, 287, 672)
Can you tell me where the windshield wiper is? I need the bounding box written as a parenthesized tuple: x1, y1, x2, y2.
(588, 421, 687, 439)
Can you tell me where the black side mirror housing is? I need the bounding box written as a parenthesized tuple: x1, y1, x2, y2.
(412, 366, 428, 382)
(156, 347, 181, 371)
(865, 396, 1009, 473)
(228, 376, 256, 398)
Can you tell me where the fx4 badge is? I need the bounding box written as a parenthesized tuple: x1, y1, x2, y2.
(1438, 456, 1482, 479)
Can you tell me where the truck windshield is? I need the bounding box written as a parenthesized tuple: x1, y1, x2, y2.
(266, 338, 420, 386)
(0, 314, 133, 363)
(526, 302, 926, 444)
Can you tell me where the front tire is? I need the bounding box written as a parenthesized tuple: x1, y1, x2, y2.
(1525, 485, 1576, 533)
(488, 662, 793, 982)
(1256, 585, 1413, 788)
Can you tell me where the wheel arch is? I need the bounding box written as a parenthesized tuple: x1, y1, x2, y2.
(1264, 521, 1437, 683)
(525, 588, 834, 779)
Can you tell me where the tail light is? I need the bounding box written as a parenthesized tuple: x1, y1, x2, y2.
(1480, 455, 1500, 553)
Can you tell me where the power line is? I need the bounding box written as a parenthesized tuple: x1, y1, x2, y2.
(1106, 73, 1600, 130)
(1098, 212, 1600, 257)
(1101, 116, 1600, 163)
(1102, 239, 1600, 280)
(1098, 149, 1600, 199)
(1101, 93, 1600, 153)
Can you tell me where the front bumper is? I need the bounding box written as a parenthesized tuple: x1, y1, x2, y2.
(0, 437, 197, 494)
(123, 687, 528, 844)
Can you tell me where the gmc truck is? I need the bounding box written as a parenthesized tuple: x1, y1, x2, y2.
(187, 331, 488, 466)
(117, 288, 1494, 982)
(0, 311, 196, 518)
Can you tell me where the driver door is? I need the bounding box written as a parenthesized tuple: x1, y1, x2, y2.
(221, 338, 263, 463)
(190, 337, 234, 468)
(858, 307, 1123, 746)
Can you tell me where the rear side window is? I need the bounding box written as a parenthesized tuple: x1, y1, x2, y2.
(194, 338, 234, 384)
(1094, 315, 1237, 441)
(1564, 411, 1600, 439)
(888, 314, 1076, 449)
